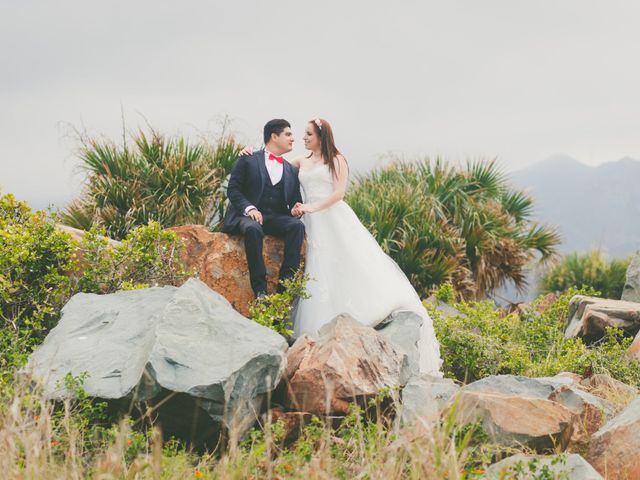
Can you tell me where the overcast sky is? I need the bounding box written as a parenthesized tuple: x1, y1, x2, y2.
(2, 0, 640, 209)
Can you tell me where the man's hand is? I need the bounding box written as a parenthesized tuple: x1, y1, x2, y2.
(291, 202, 303, 217)
(248, 208, 263, 225)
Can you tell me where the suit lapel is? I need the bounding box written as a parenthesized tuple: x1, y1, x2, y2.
(255, 150, 267, 198)
(282, 161, 290, 204)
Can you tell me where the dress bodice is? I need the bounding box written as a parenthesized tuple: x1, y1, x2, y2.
(298, 162, 334, 203)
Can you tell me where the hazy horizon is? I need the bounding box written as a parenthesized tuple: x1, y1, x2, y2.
(3, 1, 640, 210)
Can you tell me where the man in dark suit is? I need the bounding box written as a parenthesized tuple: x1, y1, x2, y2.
(222, 119, 305, 298)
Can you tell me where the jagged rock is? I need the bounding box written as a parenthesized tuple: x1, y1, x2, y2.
(284, 314, 405, 415)
(622, 250, 640, 303)
(549, 385, 614, 445)
(462, 374, 569, 399)
(587, 397, 640, 479)
(486, 454, 603, 480)
(171, 225, 305, 317)
(450, 390, 575, 451)
(400, 374, 459, 426)
(27, 278, 287, 444)
(565, 295, 640, 342)
(376, 310, 423, 383)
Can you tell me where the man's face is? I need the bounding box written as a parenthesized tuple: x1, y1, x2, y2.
(271, 127, 294, 154)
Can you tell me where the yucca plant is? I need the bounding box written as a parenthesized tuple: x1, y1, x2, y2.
(541, 249, 631, 299)
(347, 157, 560, 299)
(61, 128, 243, 240)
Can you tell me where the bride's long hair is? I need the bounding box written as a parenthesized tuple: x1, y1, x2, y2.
(307, 118, 347, 178)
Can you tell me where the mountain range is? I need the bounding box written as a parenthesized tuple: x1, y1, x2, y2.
(509, 155, 640, 258)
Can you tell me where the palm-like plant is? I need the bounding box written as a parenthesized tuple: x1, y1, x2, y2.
(61, 128, 243, 239)
(346, 157, 560, 299)
(541, 249, 631, 299)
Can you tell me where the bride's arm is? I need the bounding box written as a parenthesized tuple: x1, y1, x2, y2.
(300, 155, 349, 214)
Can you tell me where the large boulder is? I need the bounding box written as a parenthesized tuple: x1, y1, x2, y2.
(376, 310, 423, 383)
(450, 390, 576, 451)
(565, 295, 640, 342)
(486, 454, 603, 480)
(171, 225, 305, 317)
(462, 374, 614, 447)
(400, 374, 459, 426)
(284, 314, 405, 415)
(587, 397, 640, 480)
(27, 278, 288, 444)
(622, 250, 640, 303)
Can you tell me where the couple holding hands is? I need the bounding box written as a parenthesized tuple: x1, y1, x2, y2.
(222, 118, 441, 375)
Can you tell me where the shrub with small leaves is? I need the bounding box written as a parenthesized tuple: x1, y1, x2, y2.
(76, 221, 191, 294)
(249, 270, 310, 337)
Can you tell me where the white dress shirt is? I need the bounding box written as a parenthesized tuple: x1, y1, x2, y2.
(244, 150, 284, 215)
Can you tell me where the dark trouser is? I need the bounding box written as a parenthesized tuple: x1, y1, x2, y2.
(235, 213, 305, 295)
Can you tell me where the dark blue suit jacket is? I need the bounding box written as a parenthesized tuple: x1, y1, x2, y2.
(222, 150, 303, 233)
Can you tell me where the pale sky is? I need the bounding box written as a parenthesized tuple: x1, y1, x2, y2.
(2, 0, 640, 209)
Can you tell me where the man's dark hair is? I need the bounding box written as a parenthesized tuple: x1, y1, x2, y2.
(263, 119, 291, 144)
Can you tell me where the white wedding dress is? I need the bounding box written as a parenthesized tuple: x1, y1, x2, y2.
(292, 162, 442, 375)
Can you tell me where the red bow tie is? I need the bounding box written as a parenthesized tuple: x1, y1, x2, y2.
(268, 153, 284, 164)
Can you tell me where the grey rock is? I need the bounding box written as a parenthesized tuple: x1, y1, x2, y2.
(463, 374, 564, 399)
(565, 295, 640, 342)
(376, 310, 423, 383)
(486, 454, 603, 480)
(623, 250, 640, 303)
(400, 374, 459, 425)
(27, 278, 287, 442)
(549, 386, 614, 418)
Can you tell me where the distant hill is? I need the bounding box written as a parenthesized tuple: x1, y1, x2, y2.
(509, 155, 640, 258)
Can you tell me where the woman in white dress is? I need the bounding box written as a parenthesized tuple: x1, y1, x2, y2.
(241, 119, 442, 375)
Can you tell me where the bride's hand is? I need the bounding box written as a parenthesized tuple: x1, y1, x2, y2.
(239, 146, 254, 156)
(299, 203, 316, 214)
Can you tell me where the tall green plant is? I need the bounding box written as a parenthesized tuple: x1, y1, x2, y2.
(62, 127, 242, 239)
(541, 249, 631, 299)
(347, 158, 559, 299)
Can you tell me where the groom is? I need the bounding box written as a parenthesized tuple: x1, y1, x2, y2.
(222, 119, 305, 298)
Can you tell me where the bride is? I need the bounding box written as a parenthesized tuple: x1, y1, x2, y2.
(242, 118, 441, 375)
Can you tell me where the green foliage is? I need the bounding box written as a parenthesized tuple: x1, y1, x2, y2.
(433, 282, 457, 303)
(0, 195, 190, 393)
(0, 194, 76, 337)
(347, 158, 560, 299)
(431, 287, 640, 387)
(500, 455, 570, 480)
(249, 270, 310, 337)
(76, 221, 190, 294)
(62, 127, 243, 239)
(541, 249, 631, 299)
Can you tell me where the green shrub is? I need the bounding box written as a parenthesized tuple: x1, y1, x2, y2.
(541, 249, 631, 299)
(0, 194, 76, 337)
(347, 158, 559, 299)
(61, 127, 243, 240)
(249, 270, 310, 337)
(76, 221, 191, 294)
(431, 287, 640, 386)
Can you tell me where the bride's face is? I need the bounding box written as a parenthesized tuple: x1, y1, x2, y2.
(303, 123, 320, 151)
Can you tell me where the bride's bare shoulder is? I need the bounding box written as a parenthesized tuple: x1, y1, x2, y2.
(289, 156, 306, 168)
